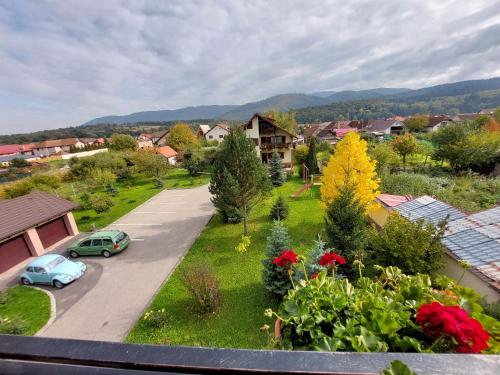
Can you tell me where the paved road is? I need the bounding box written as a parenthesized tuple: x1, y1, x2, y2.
(40, 186, 213, 342)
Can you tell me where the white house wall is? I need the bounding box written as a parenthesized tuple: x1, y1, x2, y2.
(205, 126, 229, 143)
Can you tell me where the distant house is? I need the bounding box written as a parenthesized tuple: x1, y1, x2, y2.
(18, 144, 35, 155)
(196, 125, 211, 138)
(152, 130, 169, 146)
(0, 145, 20, 157)
(79, 138, 97, 146)
(393, 195, 500, 303)
(136, 134, 154, 149)
(362, 119, 405, 136)
(205, 124, 229, 143)
(303, 122, 329, 142)
(157, 146, 178, 165)
(32, 138, 84, 156)
(479, 108, 496, 115)
(0, 154, 42, 167)
(452, 113, 481, 122)
(424, 115, 453, 133)
(0, 191, 78, 274)
(243, 113, 296, 168)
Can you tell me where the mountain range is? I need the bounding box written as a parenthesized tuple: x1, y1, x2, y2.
(83, 77, 500, 125)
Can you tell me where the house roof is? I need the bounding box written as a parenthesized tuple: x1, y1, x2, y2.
(198, 125, 211, 135)
(152, 130, 170, 145)
(303, 124, 327, 138)
(157, 146, 177, 158)
(0, 144, 20, 156)
(0, 154, 42, 163)
(376, 194, 413, 208)
(453, 113, 481, 122)
(0, 191, 77, 241)
(394, 195, 466, 225)
(80, 138, 96, 144)
(245, 113, 297, 138)
(427, 115, 452, 128)
(33, 138, 81, 148)
(363, 120, 403, 132)
(442, 206, 500, 293)
(334, 128, 358, 138)
(206, 124, 230, 135)
(18, 143, 35, 152)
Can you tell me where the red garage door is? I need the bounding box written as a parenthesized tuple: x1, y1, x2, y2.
(37, 217, 69, 249)
(0, 236, 31, 273)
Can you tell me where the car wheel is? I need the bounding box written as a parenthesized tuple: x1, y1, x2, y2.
(53, 280, 64, 289)
(102, 250, 111, 258)
(69, 250, 79, 258)
(20, 277, 31, 285)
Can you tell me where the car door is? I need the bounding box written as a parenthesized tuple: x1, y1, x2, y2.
(32, 266, 49, 284)
(78, 239, 93, 255)
(91, 239, 104, 254)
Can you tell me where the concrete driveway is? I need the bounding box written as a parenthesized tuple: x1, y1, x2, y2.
(40, 185, 213, 342)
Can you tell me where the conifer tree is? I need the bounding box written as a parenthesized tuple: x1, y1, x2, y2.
(270, 195, 289, 220)
(262, 221, 293, 296)
(305, 236, 331, 276)
(304, 137, 319, 174)
(269, 151, 285, 186)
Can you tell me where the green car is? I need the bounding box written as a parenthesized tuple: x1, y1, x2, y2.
(67, 231, 130, 258)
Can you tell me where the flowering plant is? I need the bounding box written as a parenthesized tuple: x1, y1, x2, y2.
(319, 252, 346, 266)
(273, 250, 298, 268)
(416, 302, 489, 353)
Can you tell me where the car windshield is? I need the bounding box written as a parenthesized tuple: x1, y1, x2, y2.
(45, 256, 66, 271)
(114, 232, 126, 243)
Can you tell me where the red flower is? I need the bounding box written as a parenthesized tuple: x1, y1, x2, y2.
(319, 252, 346, 267)
(311, 273, 318, 279)
(416, 302, 489, 353)
(273, 250, 298, 268)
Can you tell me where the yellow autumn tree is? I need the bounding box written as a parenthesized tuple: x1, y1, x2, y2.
(320, 131, 380, 212)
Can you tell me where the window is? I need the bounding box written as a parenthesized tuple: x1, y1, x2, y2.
(209, 135, 213, 139)
(279, 152, 284, 159)
(102, 238, 113, 246)
(219, 134, 224, 138)
(114, 232, 126, 243)
(26, 267, 34, 273)
(80, 240, 92, 247)
(252, 138, 259, 146)
(34, 267, 46, 274)
(92, 239, 103, 246)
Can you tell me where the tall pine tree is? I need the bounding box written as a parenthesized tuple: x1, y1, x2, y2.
(305, 137, 319, 174)
(209, 127, 272, 234)
(269, 151, 285, 186)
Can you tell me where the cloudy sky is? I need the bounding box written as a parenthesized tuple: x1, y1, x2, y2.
(1, 0, 500, 134)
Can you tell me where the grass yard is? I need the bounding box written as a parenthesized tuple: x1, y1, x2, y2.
(126, 177, 325, 348)
(0, 286, 51, 335)
(74, 169, 210, 232)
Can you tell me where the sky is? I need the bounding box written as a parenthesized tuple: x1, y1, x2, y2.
(1, 0, 500, 135)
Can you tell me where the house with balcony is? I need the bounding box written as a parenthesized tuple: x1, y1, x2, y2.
(243, 113, 296, 168)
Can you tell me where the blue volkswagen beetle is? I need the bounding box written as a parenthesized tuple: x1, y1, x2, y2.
(20, 254, 86, 289)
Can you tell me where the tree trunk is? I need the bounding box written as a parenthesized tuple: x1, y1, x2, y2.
(242, 201, 248, 236)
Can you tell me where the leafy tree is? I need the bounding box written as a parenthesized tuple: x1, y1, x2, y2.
(391, 133, 418, 165)
(10, 158, 29, 168)
(366, 213, 447, 276)
(4, 180, 34, 198)
(110, 134, 137, 151)
(266, 109, 297, 133)
(320, 132, 379, 212)
(90, 194, 114, 214)
(87, 168, 117, 189)
(294, 144, 309, 164)
(270, 195, 289, 220)
(166, 123, 199, 155)
(269, 151, 285, 186)
(324, 186, 367, 279)
(183, 148, 204, 176)
(133, 150, 169, 178)
(417, 140, 434, 165)
(304, 137, 319, 174)
(262, 220, 293, 296)
(404, 116, 429, 132)
(494, 107, 500, 123)
(209, 128, 272, 234)
(369, 143, 400, 173)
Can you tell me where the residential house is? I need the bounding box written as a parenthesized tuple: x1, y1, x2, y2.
(303, 122, 329, 142)
(136, 134, 154, 149)
(79, 138, 97, 146)
(18, 144, 35, 155)
(316, 121, 360, 144)
(424, 115, 453, 133)
(243, 113, 296, 168)
(157, 146, 178, 165)
(196, 124, 211, 138)
(479, 108, 496, 115)
(0, 192, 78, 274)
(452, 113, 481, 122)
(362, 119, 405, 136)
(32, 138, 84, 156)
(392, 195, 500, 303)
(152, 130, 169, 146)
(205, 124, 229, 143)
(0, 145, 20, 157)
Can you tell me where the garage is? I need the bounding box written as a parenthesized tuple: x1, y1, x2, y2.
(37, 217, 69, 248)
(0, 236, 31, 273)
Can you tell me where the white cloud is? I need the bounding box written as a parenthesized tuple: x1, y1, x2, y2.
(0, 0, 499, 133)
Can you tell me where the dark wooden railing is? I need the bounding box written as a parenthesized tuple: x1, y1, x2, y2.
(0, 335, 498, 374)
(260, 142, 291, 149)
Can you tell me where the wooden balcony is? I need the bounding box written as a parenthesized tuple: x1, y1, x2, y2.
(260, 142, 291, 150)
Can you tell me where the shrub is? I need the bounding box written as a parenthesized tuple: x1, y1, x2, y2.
(183, 148, 205, 176)
(324, 186, 366, 279)
(0, 317, 26, 335)
(10, 158, 29, 168)
(4, 180, 34, 198)
(90, 194, 114, 214)
(366, 213, 447, 276)
(269, 195, 289, 220)
(106, 184, 119, 196)
(305, 237, 331, 276)
(79, 192, 92, 210)
(181, 264, 221, 315)
(267, 266, 499, 353)
(31, 173, 61, 189)
(143, 308, 170, 328)
(88, 168, 117, 189)
(235, 235, 251, 253)
(262, 221, 293, 296)
(154, 178, 164, 189)
(294, 144, 309, 164)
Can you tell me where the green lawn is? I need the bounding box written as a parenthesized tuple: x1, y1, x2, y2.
(126, 177, 325, 348)
(74, 169, 210, 232)
(0, 286, 51, 335)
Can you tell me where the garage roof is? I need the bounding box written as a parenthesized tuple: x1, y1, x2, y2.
(0, 191, 77, 241)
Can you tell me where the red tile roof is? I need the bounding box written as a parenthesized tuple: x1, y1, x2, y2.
(0, 144, 21, 156)
(157, 146, 177, 158)
(427, 115, 452, 128)
(334, 128, 358, 138)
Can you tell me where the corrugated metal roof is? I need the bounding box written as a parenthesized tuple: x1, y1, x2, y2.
(396, 198, 500, 292)
(0, 191, 77, 241)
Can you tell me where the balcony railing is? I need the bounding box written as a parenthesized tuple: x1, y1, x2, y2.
(0, 335, 498, 374)
(260, 142, 290, 149)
